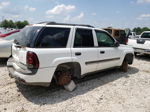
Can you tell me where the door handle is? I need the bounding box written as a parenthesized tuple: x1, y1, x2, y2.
(75, 52, 81, 56)
(100, 51, 105, 54)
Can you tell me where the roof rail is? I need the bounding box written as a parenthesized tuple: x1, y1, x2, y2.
(37, 21, 94, 28)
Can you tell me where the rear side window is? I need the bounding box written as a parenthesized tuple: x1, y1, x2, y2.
(36, 27, 70, 48)
(74, 29, 94, 47)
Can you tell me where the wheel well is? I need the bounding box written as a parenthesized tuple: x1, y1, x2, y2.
(124, 53, 134, 65)
(54, 62, 81, 79)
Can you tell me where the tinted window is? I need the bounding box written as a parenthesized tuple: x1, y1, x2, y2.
(141, 32, 150, 38)
(120, 30, 126, 37)
(14, 26, 42, 47)
(74, 29, 94, 47)
(114, 30, 119, 37)
(36, 27, 70, 48)
(95, 30, 114, 47)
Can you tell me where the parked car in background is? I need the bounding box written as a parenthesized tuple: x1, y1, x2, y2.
(0, 32, 19, 58)
(7, 22, 134, 91)
(129, 32, 137, 38)
(0, 28, 8, 34)
(103, 27, 128, 45)
(128, 31, 150, 55)
(0, 30, 20, 38)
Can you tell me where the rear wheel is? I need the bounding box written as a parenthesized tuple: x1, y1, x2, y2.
(134, 52, 138, 56)
(120, 60, 128, 72)
(55, 67, 72, 86)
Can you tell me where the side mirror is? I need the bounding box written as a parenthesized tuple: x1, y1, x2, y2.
(114, 41, 120, 47)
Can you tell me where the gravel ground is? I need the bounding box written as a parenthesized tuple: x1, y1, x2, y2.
(0, 55, 150, 112)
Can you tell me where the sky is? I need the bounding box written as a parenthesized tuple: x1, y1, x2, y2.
(0, 0, 150, 29)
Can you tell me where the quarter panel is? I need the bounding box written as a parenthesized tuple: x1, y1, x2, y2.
(0, 41, 12, 58)
(27, 48, 72, 68)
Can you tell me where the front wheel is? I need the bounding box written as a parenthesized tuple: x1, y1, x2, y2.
(120, 61, 128, 72)
(134, 52, 138, 56)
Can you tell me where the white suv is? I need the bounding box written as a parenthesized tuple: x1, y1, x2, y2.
(7, 22, 134, 87)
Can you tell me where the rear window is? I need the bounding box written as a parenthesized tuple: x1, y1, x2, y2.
(36, 27, 70, 48)
(120, 30, 126, 37)
(141, 32, 150, 38)
(14, 26, 42, 47)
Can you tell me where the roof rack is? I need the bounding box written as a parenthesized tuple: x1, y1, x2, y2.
(37, 22, 94, 28)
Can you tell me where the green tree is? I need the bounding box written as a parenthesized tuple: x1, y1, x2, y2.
(141, 27, 150, 32)
(15, 21, 22, 29)
(133, 27, 150, 35)
(0, 19, 29, 29)
(23, 20, 29, 26)
(9, 20, 15, 28)
(133, 27, 142, 35)
(0, 19, 10, 28)
(15, 20, 29, 29)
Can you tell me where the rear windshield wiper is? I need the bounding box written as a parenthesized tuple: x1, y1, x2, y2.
(14, 44, 22, 48)
(14, 39, 23, 48)
(14, 39, 20, 44)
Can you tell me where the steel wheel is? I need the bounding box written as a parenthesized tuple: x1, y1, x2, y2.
(57, 71, 71, 86)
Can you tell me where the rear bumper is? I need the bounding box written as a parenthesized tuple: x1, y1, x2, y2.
(134, 48, 150, 54)
(7, 58, 56, 87)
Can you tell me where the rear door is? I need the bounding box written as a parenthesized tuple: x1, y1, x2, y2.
(71, 28, 98, 75)
(95, 30, 122, 70)
(32, 27, 72, 68)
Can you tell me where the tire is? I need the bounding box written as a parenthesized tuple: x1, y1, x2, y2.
(121, 60, 128, 72)
(55, 67, 71, 86)
(134, 52, 138, 56)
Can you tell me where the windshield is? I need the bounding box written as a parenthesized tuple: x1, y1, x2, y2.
(141, 32, 150, 38)
(14, 26, 42, 47)
(4, 32, 19, 40)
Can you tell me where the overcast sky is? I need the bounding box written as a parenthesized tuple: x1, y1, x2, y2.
(0, 0, 150, 29)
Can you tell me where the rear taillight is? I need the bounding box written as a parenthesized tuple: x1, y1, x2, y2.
(26, 51, 39, 69)
(125, 38, 128, 45)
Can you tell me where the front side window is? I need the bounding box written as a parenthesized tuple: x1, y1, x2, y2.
(95, 30, 114, 47)
(36, 27, 70, 48)
(74, 28, 94, 48)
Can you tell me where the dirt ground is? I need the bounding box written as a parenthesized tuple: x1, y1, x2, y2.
(0, 55, 150, 112)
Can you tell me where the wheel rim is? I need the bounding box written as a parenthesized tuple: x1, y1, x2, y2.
(57, 72, 71, 86)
